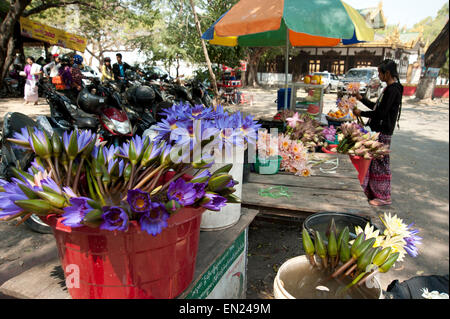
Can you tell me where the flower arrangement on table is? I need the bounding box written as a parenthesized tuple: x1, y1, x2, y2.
(0, 124, 242, 236)
(256, 130, 311, 177)
(302, 212, 421, 293)
(336, 122, 390, 160)
(273, 110, 325, 151)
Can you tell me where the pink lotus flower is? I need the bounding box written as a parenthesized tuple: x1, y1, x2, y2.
(286, 112, 303, 128)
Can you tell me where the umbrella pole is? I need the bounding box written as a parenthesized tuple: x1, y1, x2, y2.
(284, 28, 289, 110)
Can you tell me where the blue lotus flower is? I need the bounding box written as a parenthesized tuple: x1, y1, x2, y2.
(61, 197, 96, 227)
(404, 223, 422, 258)
(100, 206, 129, 232)
(0, 181, 29, 219)
(201, 193, 227, 211)
(139, 202, 169, 236)
(167, 178, 199, 206)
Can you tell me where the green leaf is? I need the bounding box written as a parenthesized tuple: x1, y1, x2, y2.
(211, 163, 233, 176)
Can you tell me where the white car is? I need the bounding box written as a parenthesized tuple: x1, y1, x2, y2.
(313, 72, 339, 93)
(80, 65, 101, 86)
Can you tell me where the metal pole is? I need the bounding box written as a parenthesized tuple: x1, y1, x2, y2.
(284, 27, 289, 109)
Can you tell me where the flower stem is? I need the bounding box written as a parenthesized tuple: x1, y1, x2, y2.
(67, 159, 73, 186)
(144, 168, 165, 193)
(72, 157, 85, 193)
(132, 165, 165, 191)
(155, 166, 191, 194)
(344, 263, 358, 277)
(357, 269, 379, 287)
(331, 257, 355, 278)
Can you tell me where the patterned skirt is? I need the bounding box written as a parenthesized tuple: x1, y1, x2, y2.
(362, 134, 392, 200)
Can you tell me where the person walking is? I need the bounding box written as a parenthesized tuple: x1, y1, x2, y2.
(22, 56, 42, 105)
(353, 59, 404, 207)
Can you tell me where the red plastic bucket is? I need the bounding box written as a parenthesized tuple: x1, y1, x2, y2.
(349, 155, 372, 184)
(43, 206, 205, 299)
(321, 144, 338, 154)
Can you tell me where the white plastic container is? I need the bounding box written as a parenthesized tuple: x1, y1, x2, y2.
(200, 147, 244, 231)
(273, 255, 383, 299)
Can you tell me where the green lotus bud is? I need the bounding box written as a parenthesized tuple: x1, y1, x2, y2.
(352, 237, 376, 260)
(128, 141, 138, 165)
(328, 230, 338, 258)
(223, 193, 240, 204)
(379, 252, 400, 273)
(326, 218, 337, 238)
(17, 183, 39, 199)
(192, 157, 214, 169)
(350, 233, 365, 257)
(141, 142, 159, 167)
(339, 238, 351, 263)
(82, 209, 103, 223)
(337, 226, 349, 251)
(36, 191, 67, 208)
(60, 151, 68, 166)
(314, 231, 327, 259)
(52, 134, 62, 157)
(82, 139, 96, 159)
(207, 174, 232, 192)
(123, 164, 132, 182)
(302, 227, 315, 256)
(357, 247, 379, 272)
(373, 247, 392, 267)
(14, 199, 53, 215)
(67, 131, 79, 160)
(30, 132, 50, 159)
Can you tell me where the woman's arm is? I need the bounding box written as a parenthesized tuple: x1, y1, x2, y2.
(355, 92, 376, 110)
(359, 87, 400, 120)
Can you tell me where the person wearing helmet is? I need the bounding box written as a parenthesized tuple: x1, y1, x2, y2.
(70, 54, 86, 91)
(101, 57, 114, 82)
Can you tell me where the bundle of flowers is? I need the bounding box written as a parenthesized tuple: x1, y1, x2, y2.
(327, 96, 358, 121)
(278, 133, 311, 177)
(256, 129, 278, 159)
(322, 125, 337, 143)
(284, 111, 325, 151)
(336, 122, 390, 160)
(302, 212, 421, 291)
(0, 127, 240, 236)
(153, 103, 261, 154)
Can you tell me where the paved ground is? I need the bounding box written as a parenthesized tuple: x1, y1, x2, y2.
(0, 90, 448, 299)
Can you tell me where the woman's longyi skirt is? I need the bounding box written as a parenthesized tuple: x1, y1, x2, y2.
(362, 134, 392, 200)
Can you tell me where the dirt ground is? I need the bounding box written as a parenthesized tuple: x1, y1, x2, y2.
(0, 90, 448, 299)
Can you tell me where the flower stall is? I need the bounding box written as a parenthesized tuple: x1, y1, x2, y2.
(0, 106, 259, 299)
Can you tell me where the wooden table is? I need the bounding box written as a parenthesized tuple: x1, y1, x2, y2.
(242, 152, 377, 221)
(0, 208, 258, 299)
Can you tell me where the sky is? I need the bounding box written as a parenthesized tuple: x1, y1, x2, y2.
(344, 0, 448, 28)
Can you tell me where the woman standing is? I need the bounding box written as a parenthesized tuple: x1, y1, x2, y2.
(22, 56, 42, 105)
(101, 57, 114, 82)
(353, 59, 404, 206)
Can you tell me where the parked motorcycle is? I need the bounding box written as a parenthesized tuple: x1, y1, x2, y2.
(39, 79, 133, 145)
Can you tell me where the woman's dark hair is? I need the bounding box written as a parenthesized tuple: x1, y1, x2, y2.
(104, 57, 112, 70)
(378, 59, 403, 129)
(26, 56, 35, 63)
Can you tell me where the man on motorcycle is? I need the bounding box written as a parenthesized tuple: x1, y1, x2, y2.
(112, 53, 143, 92)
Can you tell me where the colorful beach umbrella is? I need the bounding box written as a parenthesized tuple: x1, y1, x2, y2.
(202, 0, 374, 109)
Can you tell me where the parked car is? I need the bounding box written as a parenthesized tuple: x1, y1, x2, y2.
(337, 67, 383, 99)
(80, 65, 101, 86)
(313, 71, 339, 93)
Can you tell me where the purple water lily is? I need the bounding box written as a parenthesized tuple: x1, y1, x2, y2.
(201, 193, 227, 211)
(192, 182, 206, 200)
(61, 197, 96, 227)
(63, 130, 95, 156)
(404, 223, 422, 258)
(0, 181, 29, 219)
(127, 189, 151, 213)
(167, 178, 198, 206)
(139, 202, 169, 236)
(100, 206, 129, 231)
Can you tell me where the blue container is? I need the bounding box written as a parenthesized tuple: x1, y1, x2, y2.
(277, 88, 291, 110)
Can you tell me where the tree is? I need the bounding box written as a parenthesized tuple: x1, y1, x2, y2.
(415, 21, 449, 100)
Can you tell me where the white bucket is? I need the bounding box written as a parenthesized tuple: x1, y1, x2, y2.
(273, 255, 383, 299)
(200, 147, 244, 231)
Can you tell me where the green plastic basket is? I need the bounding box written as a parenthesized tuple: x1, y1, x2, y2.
(255, 155, 282, 175)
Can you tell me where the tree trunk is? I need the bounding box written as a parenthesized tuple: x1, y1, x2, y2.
(0, 0, 31, 88)
(188, 0, 220, 102)
(245, 48, 267, 88)
(416, 21, 449, 100)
